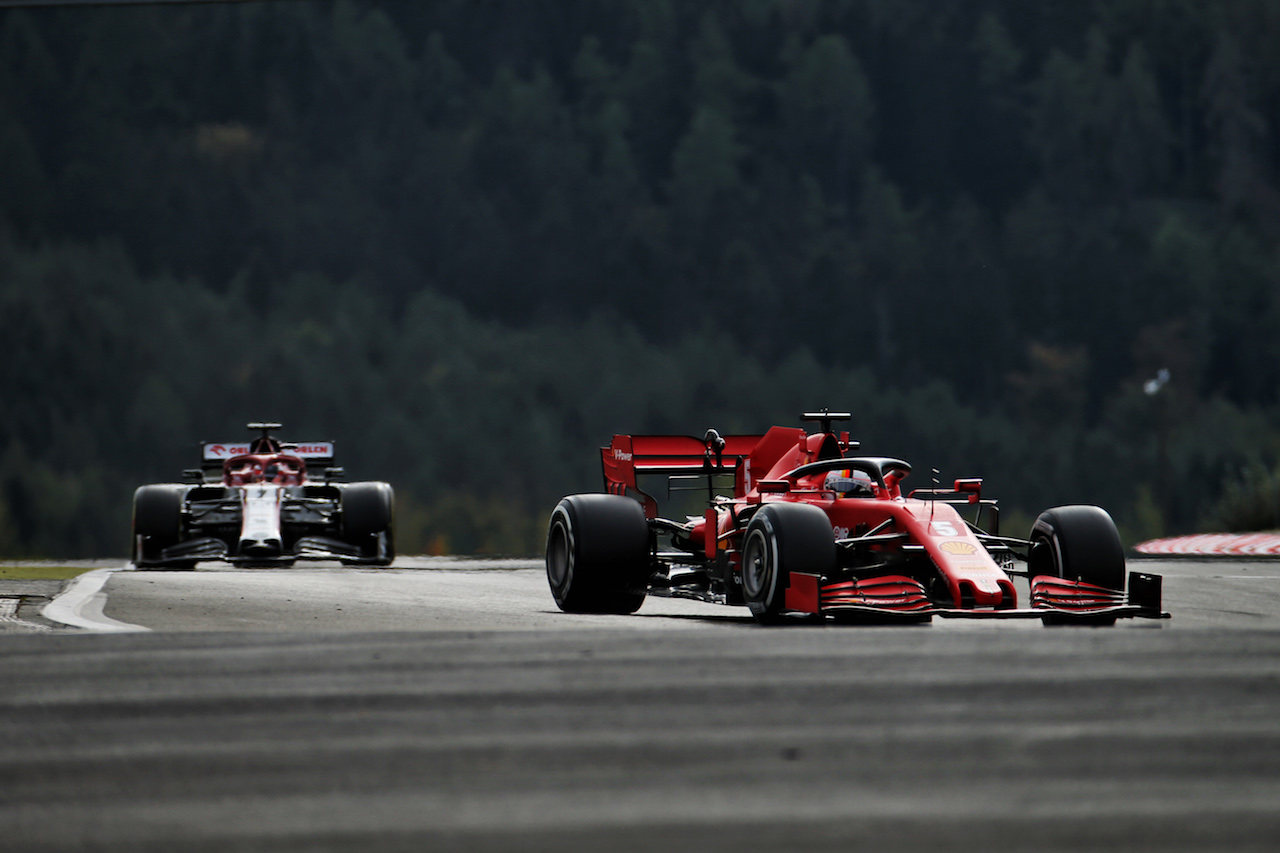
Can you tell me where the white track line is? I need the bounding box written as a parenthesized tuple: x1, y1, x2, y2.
(41, 566, 151, 633)
(0, 596, 54, 632)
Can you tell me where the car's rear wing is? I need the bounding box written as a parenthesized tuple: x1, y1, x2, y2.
(193, 441, 337, 480)
(602, 432, 760, 518)
(601, 425, 860, 517)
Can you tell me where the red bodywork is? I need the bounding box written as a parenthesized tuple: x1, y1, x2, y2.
(598, 422, 1162, 621)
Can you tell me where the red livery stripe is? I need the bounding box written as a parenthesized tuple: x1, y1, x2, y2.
(1135, 533, 1280, 556)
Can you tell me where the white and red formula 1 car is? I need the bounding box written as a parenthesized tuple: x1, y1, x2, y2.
(132, 423, 394, 568)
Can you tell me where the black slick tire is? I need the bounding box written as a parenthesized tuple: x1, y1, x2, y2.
(740, 502, 835, 624)
(545, 494, 649, 614)
(342, 482, 396, 565)
(132, 484, 185, 567)
(1027, 505, 1125, 590)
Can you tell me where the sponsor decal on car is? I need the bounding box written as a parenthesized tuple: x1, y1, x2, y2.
(940, 540, 978, 555)
(203, 441, 334, 460)
(204, 444, 251, 459)
(293, 444, 334, 457)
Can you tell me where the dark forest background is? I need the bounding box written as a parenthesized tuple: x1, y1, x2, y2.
(2, 0, 1280, 557)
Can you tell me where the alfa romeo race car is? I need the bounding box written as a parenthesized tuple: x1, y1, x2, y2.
(131, 423, 395, 568)
(546, 412, 1168, 625)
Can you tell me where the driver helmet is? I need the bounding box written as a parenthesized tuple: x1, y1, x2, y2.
(824, 468, 875, 497)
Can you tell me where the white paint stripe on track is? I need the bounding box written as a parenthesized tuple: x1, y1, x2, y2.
(41, 565, 151, 633)
(0, 596, 53, 632)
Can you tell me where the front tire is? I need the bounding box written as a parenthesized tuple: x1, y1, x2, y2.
(132, 484, 186, 567)
(1027, 505, 1125, 590)
(740, 503, 835, 624)
(342, 482, 396, 566)
(546, 494, 650, 614)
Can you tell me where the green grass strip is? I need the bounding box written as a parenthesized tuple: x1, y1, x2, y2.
(0, 565, 96, 581)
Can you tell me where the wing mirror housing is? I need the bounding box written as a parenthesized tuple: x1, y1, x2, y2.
(954, 478, 983, 503)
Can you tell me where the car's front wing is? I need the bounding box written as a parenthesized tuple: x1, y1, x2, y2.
(150, 534, 373, 566)
(785, 571, 1169, 622)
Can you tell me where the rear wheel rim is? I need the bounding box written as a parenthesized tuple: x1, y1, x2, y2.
(742, 529, 772, 602)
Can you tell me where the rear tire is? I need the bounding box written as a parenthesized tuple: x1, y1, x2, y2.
(740, 503, 835, 624)
(546, 494, 650, 614)
(132, 485, 186, 567)
(1027, 505, 1125, 590)
(342, 482, 395, 565)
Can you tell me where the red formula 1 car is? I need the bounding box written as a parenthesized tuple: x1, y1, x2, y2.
(131, 423, 395, 568)
(546, 412, 1167, 625)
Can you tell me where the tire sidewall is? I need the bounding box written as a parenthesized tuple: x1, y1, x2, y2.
(742, 512, 782, 618)
(546, 502, 577, 606)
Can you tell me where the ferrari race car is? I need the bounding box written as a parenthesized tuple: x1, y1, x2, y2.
(546, 412, 1168, 625)
(131, 423, 395, 568)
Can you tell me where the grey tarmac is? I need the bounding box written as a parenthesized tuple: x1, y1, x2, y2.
(0, 557, 1277, 851)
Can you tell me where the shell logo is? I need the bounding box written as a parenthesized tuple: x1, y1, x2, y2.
(940, 541, 977, 555)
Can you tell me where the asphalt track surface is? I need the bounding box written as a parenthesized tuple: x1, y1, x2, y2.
(2, 558, 1279, 852)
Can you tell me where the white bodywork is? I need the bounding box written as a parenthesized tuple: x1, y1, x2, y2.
(239, 485, 284, 554)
